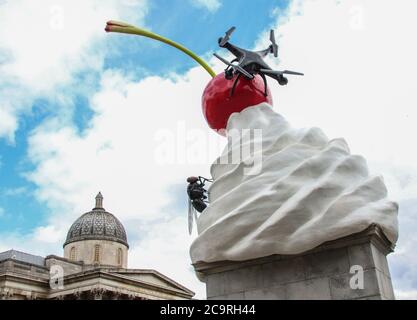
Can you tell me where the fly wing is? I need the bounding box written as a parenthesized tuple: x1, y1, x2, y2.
(194, 210, 198, 229)
(188, 198, 194, 235)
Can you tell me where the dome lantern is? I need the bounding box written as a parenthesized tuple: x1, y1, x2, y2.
(94, 192, 104, 210)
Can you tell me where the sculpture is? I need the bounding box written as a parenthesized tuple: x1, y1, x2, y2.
(104, 20, 398, 267)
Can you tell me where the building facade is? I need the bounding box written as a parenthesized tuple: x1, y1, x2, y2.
(0, 193, 194, 300)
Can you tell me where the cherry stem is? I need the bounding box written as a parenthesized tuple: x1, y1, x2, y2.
(105, 21, 216, 78)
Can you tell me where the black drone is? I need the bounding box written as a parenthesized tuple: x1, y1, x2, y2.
(186, 176, 212, 234)
(214, 27, 304, 97)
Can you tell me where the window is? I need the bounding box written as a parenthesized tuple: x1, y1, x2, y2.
(94, 245, 100, 263)
(70, 247, 76, 261)
(117, 248, 123, 266)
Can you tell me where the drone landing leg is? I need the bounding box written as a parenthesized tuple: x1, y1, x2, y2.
(260, 72, 268, 96)
(230, 73, 241, 97)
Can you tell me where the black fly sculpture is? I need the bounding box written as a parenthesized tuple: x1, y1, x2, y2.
(186, 176, 212, 234)
(214, 27, 304, 97)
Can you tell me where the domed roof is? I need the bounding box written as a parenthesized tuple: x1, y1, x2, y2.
(64, 193, 128, 248)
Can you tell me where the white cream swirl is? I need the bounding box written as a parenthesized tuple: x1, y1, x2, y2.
(190, 103, 398, 264)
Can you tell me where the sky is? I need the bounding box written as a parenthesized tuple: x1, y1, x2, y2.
(0, 0, 416, 299)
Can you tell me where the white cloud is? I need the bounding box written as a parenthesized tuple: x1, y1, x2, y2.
(129, 216, 205, 297)
(0, 229, 62, 257)
(33, 225, 65, 243)
(25, 67, 224, 222)
(190, 0, 221, 12)
(0, 0, 148, 142)
(0, 207, 4, 218)
(0, 108, 18, 142)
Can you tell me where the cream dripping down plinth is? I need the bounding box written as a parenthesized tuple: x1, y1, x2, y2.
(190, 103, 398, 264)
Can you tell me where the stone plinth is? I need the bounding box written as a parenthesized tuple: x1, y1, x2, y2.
(193, 224, 395, 300)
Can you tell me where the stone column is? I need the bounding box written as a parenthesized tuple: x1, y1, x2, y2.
(193, 224, 395, 300)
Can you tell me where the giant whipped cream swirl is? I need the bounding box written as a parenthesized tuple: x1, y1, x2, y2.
(190, 103, 398, 264)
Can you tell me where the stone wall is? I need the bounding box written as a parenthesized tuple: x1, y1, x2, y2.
(194, 225, 395, 300)
(0, 259, 49, 280)
(63, 240, 128, 268)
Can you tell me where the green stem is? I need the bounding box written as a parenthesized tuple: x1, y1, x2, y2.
(106, 21, 216, 78)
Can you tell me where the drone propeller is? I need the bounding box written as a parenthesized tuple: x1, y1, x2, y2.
(260, 68, 304, 76)
(219, 26, 236, 46)
(213, 53, 254, 79)
(270, 30, 278, 57)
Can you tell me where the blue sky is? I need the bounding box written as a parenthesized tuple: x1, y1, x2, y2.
(1, 0, 417, 299)
(106, 0, 289, 75)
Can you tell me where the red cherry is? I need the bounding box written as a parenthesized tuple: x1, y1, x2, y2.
(202, 72, 273, 135)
